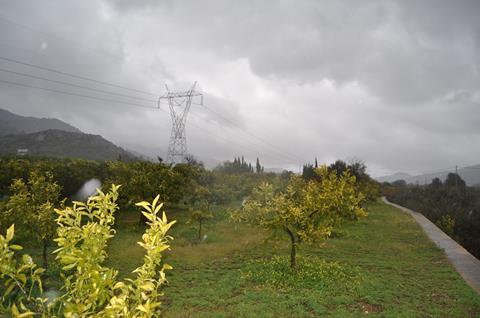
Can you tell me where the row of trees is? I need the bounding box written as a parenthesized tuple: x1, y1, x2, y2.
(0, 156, 278, 258)
(0, 154, 376, 315)
(214, 156, 265, 174)
(1, 167, 368, 315)
(0, 156, 275, 208)
(0, 155, 378, 265)
(303, 159, 380, 202)
(384, 173, 480, 258)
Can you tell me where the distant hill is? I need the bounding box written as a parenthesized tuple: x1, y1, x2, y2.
(376, 166, 480, 186)
(0, 109, 81, 136)
(264, 167, 289, 174)
(0, 129, 137, 161)
(376, 172, 413, 183)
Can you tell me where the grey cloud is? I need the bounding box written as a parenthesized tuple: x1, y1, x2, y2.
(123, 0, 480, 106)
(1, 0, 480, 175)
(190, 94, 245, 129)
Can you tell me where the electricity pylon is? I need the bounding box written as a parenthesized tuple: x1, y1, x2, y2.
(158, 82, 202, 164)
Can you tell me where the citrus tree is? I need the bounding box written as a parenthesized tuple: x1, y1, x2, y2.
(0, 185, 176, 317)
(186, 185, 214, 241)
(234, 166, 366, 268)
(0, 224, 46, 316)
(1, 171, 63, 269)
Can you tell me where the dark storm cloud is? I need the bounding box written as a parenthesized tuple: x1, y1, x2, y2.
(1, 0, 480, 174)
(133, 0, 479, 106)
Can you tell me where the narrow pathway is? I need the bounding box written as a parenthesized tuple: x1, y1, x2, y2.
(382, 197, 480, 294)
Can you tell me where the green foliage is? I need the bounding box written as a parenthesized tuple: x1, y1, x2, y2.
(214, 156, 254, 174)
(105, 161, 179, 207)
(1, 171, 63, 268)
(242, 256, 362, 291)
(301, 162, 317, 181)
(0, 156, 278, 214)
(386, 173, 480, 258)
(163, 201, 480, 317)
(0, 156, 105, 199)
(302, 159, 380, 201)
(255, 157, 264, 174)
(234, 166, 366, 268)
(328, 159, 380, 201)
(436, 214, 455, 237)
(185, 185, 214, 241)
(54, 185, 121, 314)
(0, 225, 46, 317)
(101, 195, 176, 317)
(186, 209, 213, 242)
(0, 185, 175, 317)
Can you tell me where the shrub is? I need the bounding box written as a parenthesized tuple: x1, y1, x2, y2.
(242, 256, 362, 292)
(0, 224, 46, 316)
(0, 185, 175, 317)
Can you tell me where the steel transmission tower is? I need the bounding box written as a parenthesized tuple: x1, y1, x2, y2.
(158, 82, 202, 164)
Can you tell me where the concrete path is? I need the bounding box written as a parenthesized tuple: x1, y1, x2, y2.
(382, 197, 480, 294)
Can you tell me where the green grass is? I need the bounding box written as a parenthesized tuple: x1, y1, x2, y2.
(20, 200, 480, 317)
(105, 200, 480, 317)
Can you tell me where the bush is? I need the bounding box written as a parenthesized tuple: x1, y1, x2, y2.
(242, 256, 362, 292)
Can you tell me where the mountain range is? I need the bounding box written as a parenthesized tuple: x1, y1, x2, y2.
(0, 109, 81, 135)
(0, 109, 138, 161)
(376, 166, 480, 186)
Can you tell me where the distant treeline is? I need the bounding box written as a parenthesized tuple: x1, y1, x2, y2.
(0, 155, 380, 214)
(0, 155, 276, 208)
(303, 159, 380, 202)
(384, 173, 480, 259)
(213, 156, 264, 174)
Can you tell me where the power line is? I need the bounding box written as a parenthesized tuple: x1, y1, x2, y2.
(187, 112, 292, 163)
(0, 67, 157, 103)
(0, 11, 302, 165)
(0, 14, 160, 97)
(188, 109, 297, 164)
(0, 78, 297, 163)
(0, 55, 158, 97)
(0, 78, 157, 109)
(0, 11, 302, 164)
(0, 13, 126, 64)
(0, 24, 301, 164)
(194, 102, 302, 163)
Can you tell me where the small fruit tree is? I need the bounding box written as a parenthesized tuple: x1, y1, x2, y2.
(187, 185, 214, 241)
(1, 171, 62, 269)
(0, 185, 176, 317)
(234, 166, 366, 268)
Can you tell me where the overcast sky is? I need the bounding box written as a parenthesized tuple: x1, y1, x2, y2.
(1, 0, 479, 176)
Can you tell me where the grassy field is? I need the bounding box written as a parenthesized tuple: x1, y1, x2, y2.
(24, 200, 480, 317)
(101, 200, 480, 317)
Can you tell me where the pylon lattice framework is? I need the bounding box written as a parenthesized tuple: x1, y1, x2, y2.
(158, 82, 202, 164)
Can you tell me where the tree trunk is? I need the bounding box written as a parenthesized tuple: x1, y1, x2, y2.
(286, 229, 297, 269)
(42, 239, 48, 270)
(290, 239, 297, 269)
(198, 219, 203, 241)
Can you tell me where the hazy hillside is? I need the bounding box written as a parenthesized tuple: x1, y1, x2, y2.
(377, 166, 480, 186)
(0, 129, 136, 161)
(0, 108, 81, 136)
(376, 172, 413, 183)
